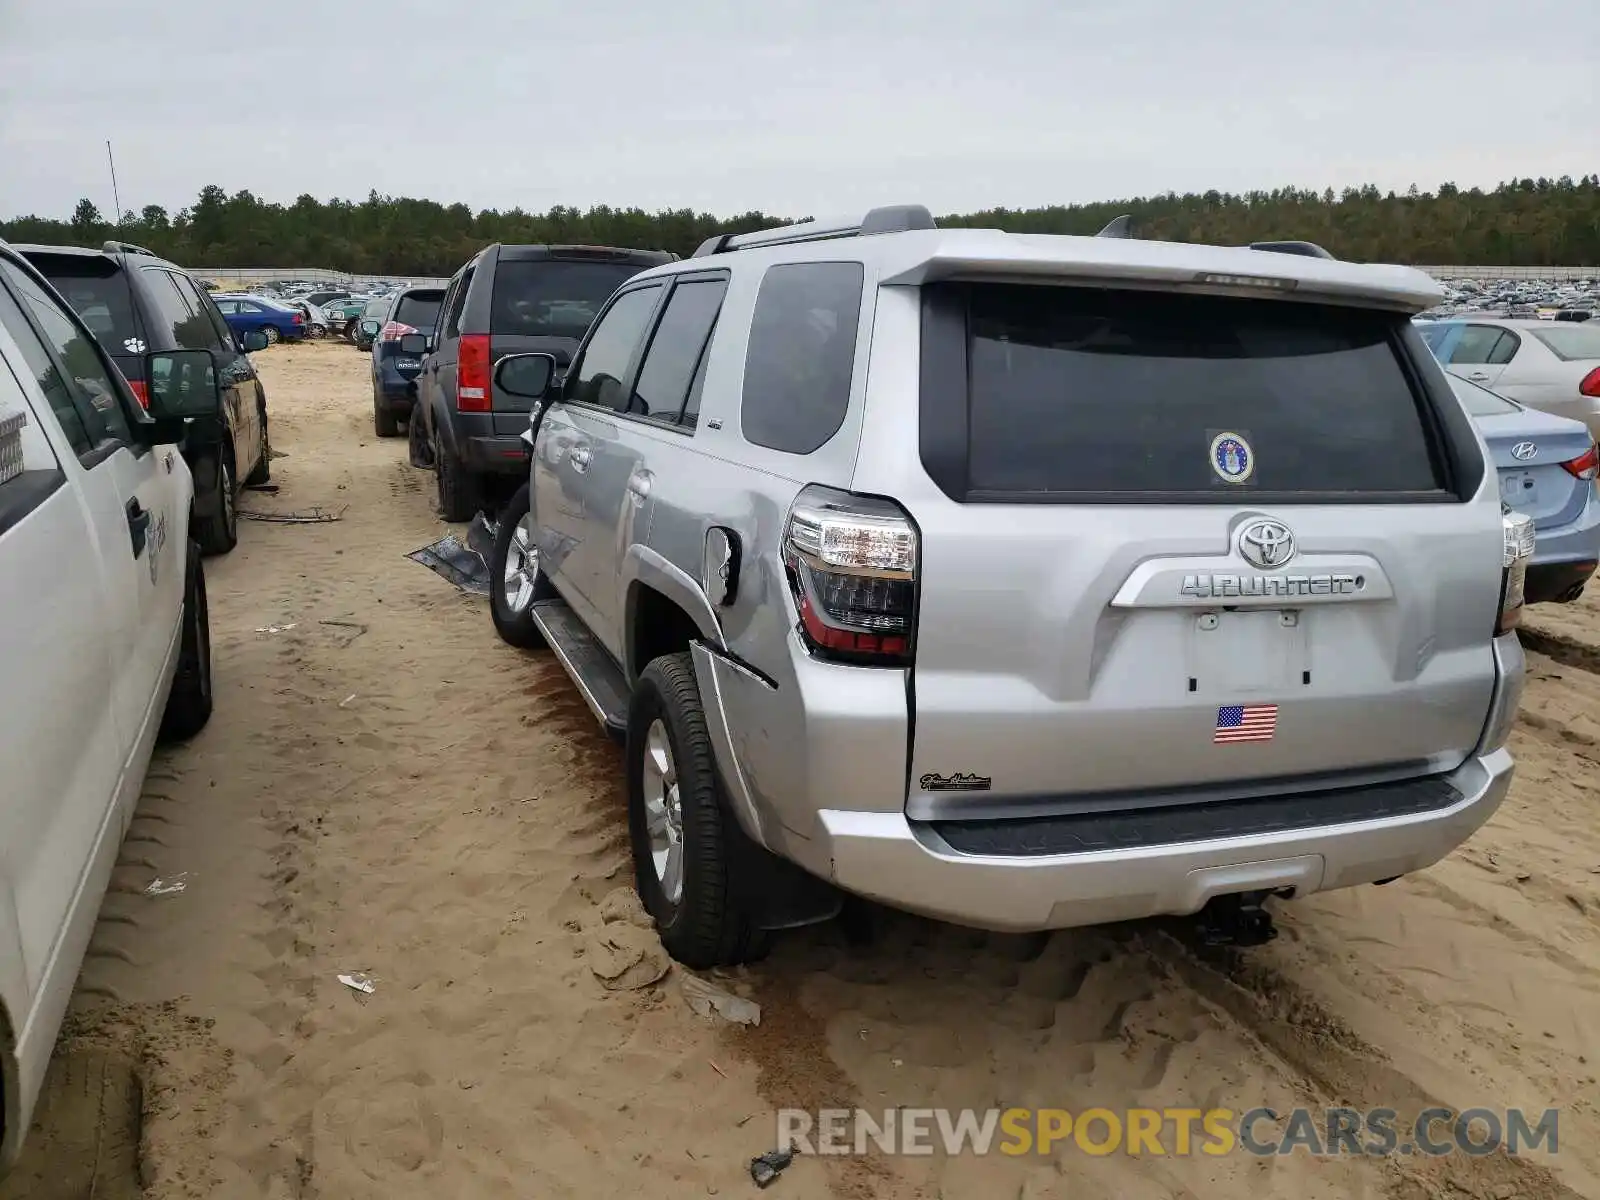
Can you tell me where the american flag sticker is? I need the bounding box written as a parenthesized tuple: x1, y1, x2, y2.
(1215, 704, 1278, 744)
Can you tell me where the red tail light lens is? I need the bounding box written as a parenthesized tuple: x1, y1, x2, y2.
(127, 379, 149, 409)
(783, 486, 917, 666)
(291, 312, 304, 324)
(1580, 367, 1600, 398)
(379, 321, 417, 343)
(457, 334, 490, 412)
(1561, 441, 1599, 481)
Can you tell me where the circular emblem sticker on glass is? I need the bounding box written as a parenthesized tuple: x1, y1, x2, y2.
(1209, 432, 1254, 484)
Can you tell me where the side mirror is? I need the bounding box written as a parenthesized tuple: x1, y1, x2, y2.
(398, 333, 428, 356)
(360, 320, 381, 337)
(495, 352, 556, 400)
(145, 349, 221, 420)
(241, 329, 269, 352)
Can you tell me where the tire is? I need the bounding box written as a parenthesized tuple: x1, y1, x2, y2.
(244, 404, 271, 485)
(194, 449, 238, 555)
(434, 425, 480, 522)
(627, 653, 768, 968)
(309, 323, 327, 339)
(263, 325, 280, 345)
(408, 403, 433, 467)
(489, 483, 555, 647)
(373, 391, 400, 438)
(159, 543, 214, 742)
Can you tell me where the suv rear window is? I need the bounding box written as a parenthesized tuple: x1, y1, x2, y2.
(23, 256, 140, 360)
(944, 283, 1446, 499)
(393, 292, 442, 329)
(490, 260, 641, 339)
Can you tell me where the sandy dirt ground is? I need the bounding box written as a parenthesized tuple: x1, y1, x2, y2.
(3, 340, 1599, 1200)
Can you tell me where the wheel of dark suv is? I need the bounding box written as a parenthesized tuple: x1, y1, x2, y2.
(245, 403, 271, 485)
(434, 425, 480, 522)
(373, 390, 400, 438)
(627, 653, 768, 969)
(263, 325, 280, 345)
(195, 449, 238, 555)
(489, 483, 555, 647)
(159, 542, 214, 742)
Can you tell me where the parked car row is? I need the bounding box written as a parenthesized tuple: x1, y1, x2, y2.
(427, 209, 1548, 970)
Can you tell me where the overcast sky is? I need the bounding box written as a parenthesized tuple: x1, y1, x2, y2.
(1, 0, 1594, 221)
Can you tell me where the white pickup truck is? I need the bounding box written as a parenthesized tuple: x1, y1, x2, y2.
(0, 241, 242, 1170)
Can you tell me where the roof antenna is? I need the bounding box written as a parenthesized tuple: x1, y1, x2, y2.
(1095, 214, 1134, 239)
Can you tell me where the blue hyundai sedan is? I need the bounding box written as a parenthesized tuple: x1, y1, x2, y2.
(212, 293, 308, 344)
(1451, 374, 1600, 604)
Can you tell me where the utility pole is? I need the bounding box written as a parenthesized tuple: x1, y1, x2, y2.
(106, 140, 122, 226)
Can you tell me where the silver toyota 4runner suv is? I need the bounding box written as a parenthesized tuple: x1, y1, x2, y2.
(484, 206, 1535, 967)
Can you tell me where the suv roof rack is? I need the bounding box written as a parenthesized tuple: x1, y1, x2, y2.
(690, 204, 936, 258)
(1246, 240, 1335, 260)
(102, 239, 157, 258)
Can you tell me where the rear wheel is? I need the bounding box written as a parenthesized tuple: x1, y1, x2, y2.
(195, 449, 238, 555)
(244, 404, 271, 485)
(263, 325, 280, 345)
(489, 483, 555, 647)
(373, 391, 400, 438)
(627, 653, 768, 968)
(159, 544, 214, 742)
(434, 426, 480, 522)
(309, 323, 327, 339)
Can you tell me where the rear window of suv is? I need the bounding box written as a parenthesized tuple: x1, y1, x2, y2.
(938, 283, 1447, 500)
(490, 260, 642, 340)
(392, 291, 442, 329)
(23, 255, 140, 360)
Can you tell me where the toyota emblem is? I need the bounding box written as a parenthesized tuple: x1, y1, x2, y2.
(1511, 441, 1538, 461)
(1237, 518, 1296, 569)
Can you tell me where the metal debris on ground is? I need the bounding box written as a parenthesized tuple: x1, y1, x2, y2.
(338, 693, 358, 708)
(406, 512, 498, 597)
(749, 1147, 796, 1188)
(680, 972, 762, 1026)
(320, 618, 368, 645)
(144, 874, 188, 896)
(336, 972, 376, 995)
(240, 505, 347, 524)
(255, 622, 298, 635)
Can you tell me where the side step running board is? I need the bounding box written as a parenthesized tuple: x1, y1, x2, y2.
(529, 598, 630, 735)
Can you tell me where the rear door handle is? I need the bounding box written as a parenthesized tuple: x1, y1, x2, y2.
(569, 445, 592, 473)
(1467, 372, 1491, 382)
(626, 470, 652, 502)
(126, 498, 150, 558)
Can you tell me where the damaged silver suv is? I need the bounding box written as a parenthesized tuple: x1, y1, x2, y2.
(488, 206, 1534, 966)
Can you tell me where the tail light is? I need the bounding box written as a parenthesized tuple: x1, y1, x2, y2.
(379, 321, 417, 343)
(1579, 367, 1600, 398)
(291, 311, 304, 324)
(457, 333, 490, 412)
(1561, 441, 1599, 481)
(127, 379, 149, 409)
(783, 485, 917, 666)
(1498, 509, 1535, 635)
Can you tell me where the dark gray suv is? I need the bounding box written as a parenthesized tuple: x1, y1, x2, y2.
(409, 243, 673, 520)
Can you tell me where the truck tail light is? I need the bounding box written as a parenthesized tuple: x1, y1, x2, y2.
(783, 485, 917, 666)
(1498, 509, 1535, 635)
(127, 379, 149, 409)
(457, 333, 490, 412)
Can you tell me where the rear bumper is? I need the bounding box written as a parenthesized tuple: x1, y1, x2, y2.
(1526, 499, 1600, 602)
(803, 634, 1524, 933)
(446, 412, 530, 475)
(375, 362, 419, 406)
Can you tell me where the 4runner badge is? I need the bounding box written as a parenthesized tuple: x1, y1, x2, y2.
(919, 772, 992, 792)
(1210, 432, 1254, 484)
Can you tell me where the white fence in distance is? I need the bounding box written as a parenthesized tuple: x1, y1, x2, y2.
(1414, 265, 1595, 281)
(195, 266, 451, 289)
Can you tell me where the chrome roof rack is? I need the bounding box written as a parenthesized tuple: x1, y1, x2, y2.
(690, 204, 937, 258)
(102, 239, 157, 257)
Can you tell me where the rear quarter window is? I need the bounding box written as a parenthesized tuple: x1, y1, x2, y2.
(932, 283, 1449, 500)
(740, 262, 864, 455)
